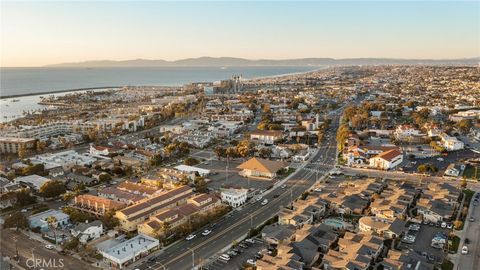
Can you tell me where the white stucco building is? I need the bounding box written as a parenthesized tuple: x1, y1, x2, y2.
(221, 188, 248, 207)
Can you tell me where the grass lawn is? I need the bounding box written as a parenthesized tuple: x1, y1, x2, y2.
(463, 165, 480, 180)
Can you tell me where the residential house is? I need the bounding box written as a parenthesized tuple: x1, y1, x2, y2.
(71, 220, 104, 243)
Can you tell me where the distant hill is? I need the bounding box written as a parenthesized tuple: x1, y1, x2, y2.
(46, 56, 480, 67)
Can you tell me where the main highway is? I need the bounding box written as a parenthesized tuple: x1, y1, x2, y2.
(132, 112, 341, 270)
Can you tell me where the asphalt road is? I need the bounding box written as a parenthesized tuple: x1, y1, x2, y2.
(132, 115, 341, 270)
(457, 192, 480, 270)
(0, 229, 94, 270)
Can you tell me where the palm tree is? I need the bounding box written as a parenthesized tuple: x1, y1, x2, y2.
(46, 216, 58, 245)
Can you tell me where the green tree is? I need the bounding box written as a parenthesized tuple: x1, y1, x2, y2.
(214, 146, 226, 159)
(258, 148, 272, 159)
(39, 180, 66, 198)
(99, 173, 112, 183)
(149, 153, 163, 167)
(16, 188, 36, 206)
(194, 176, 207, 192)
(456, 119, 473, 134)
(101, 210, 120, 230)
(184, 157, 199, 166)
(4, 212, 29, 229)
(63, 237, 80, 251)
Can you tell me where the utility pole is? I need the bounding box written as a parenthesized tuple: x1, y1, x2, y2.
(290, 189, 293, 207)
(189, 248, 195, 270)
(226, 154, 229, 186)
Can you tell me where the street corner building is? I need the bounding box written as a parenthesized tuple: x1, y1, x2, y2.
(99, 234, 159, 269)
(237, 157, 288, 179)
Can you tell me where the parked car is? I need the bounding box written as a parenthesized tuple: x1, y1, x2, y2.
(219, 254, 231, 261)
(45, 245, 54, 250)
(441, 222, 447, 228)
(462, 246, 468, 255)
(469, 216, 475, 222)
(246, 259, 256, 265)
(245, 238, 255, 244)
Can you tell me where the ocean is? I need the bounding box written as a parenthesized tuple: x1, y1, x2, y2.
(0, 66, 318, 97)
(0, 66, 318, 123)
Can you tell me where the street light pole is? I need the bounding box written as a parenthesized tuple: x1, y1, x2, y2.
(188, 248, 195, 270)
(290, 189, 293, 207)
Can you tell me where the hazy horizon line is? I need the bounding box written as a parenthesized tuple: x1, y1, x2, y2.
(1, 55, 479, 68)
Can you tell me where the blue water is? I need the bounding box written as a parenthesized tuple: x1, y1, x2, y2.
(0, 66, 318, 97)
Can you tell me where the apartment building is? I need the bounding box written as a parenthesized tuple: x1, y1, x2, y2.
(323, 232, 384, 270)
(250, 130, 284, 145)
(137, 193, 221, 237)
(73, 194, 126, 216)
(115, 186, 194, 232)
(0, 137, 36, 154)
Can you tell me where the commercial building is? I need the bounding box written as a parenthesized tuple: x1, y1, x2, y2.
(250, 130, 284, 145)
(221, 188, 248, 207)
(116, 186, 194, 231)
(237, 157, 288, 179)
(14, 174, 51, 191)
(28, 209, 70, 232)
(99, 234, 159, 269)
(439, 133, 465, 151)
(369, 149, 403, 170)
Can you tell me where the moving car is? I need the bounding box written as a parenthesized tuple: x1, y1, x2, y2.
(202, 229, 212, 236)
(469, 216, 475, 222)
(186, 234, 196, 241)
(261, 199, 269, 206)
(462, 246, 468, 255)
(281, 184, 287, 189)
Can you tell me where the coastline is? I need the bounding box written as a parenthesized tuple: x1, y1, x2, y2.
(0, 86, 121, 99)
(0, 66, 322, 99)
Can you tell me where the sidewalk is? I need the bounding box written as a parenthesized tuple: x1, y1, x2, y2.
(449, 191, 477, 268)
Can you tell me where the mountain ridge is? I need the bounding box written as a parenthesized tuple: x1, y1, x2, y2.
(45, 56, 480, 67)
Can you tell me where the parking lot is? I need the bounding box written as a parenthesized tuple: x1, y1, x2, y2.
(399, 223, 451, 264)
(196, 159, 275, 192)
(402, 149, 477, 175)
(205, 238, 267, 270)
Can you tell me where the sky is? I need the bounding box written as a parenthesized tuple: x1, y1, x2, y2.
(1, 1, 479, 67)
